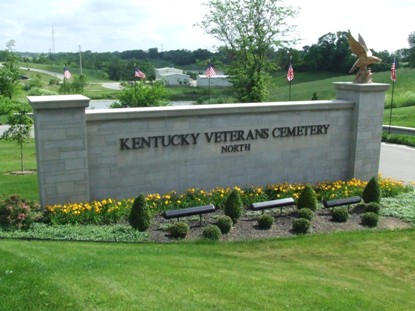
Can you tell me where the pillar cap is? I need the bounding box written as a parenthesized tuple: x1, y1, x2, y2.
(28, 95, 90, 110)
(333, 82, 389, 92)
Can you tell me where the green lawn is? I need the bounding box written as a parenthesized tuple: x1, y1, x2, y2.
(383, 105, 415, 128)
(0, 229, 414, 311)
(0, 140, 38, 200)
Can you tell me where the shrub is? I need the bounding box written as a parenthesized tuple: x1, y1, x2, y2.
(0, 195, 40, 230)
(362, 212, 379, 227)
(332, 207, 349, 222)
(257, 214, 274, 229)
(169, 221, 189, 239)
(202, 225, 222, 241)
(216, 215, 233, 234)
(292, 218, 311, 234)
(224, 189, 244, 223)
(297, 184, 318, 211)
(128, 194, 151, 231)
(362, 176, 381, 203)
(364, 202, 381, 214)
(298, 208, 314, 221)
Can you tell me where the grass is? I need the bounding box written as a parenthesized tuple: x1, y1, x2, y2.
(382, 132, 415, 148)
(383, 105, 415, 128)
(0, 139, 38, 201)
(0, 229, 414, 310)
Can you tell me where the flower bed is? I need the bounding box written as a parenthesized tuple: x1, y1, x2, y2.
(43, 176, 413, 225)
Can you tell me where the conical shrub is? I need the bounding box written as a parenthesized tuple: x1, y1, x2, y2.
(362, 176, 381, 203)
(297, 184, 318, 211)
(129, 194, 151, 231)
(224, 189, 243, 223)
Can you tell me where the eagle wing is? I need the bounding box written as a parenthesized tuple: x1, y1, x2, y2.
(358, 34, 372, 56)
(347, 30, 366, 58)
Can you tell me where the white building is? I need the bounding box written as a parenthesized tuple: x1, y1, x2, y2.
(197, 75, 232, 87)
(155, 67, 183, 79)
(155, 67, 191, 86)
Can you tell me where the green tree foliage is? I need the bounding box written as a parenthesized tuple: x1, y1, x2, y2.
(362, 176, 381, 203)
(112, 81, 169, 108)
(297, 184, 318, 211)
(200, 0, 298, 103)
(1, 102, 33, 171)
(224, 189, 244, 223)
(407, 31, 415, 67)
(59, 75, 88, 94)
(128, 194, 151, 231)
(0, 40, 21, 99)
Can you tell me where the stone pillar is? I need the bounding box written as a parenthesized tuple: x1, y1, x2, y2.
(334, 82, 389, 181)
(28, 95, 90, 207)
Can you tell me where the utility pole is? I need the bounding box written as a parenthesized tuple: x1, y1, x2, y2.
(52, 27, 55, 54)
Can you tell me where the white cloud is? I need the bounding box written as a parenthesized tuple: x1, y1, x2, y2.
(0, 0, 412, 53)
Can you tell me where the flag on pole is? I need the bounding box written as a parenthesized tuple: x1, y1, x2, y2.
(63, 67, 71, 79)
(134, 68, 146, 79)
(205, 64, 216, 78)
(391, 57, 396, 81)
(287, 63, 294, 81)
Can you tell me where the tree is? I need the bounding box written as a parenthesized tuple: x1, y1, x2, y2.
(407, 31, 415, 67)
(0, 40, 21, 99)
(200, 0, 298, 102)
(111, 81, 169, 108)
(1, 102, 33, 172)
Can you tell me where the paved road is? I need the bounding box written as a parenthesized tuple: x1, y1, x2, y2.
(379, 143, 415, 183)
(20, 66, 64, 81)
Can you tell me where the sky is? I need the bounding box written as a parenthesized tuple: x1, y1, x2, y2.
(0, 0, 413, 54)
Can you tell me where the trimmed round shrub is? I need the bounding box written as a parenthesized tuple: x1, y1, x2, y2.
(361, 212, 379, 227)
(169, 221, 190, 239)
(257, 214, 274, 229)
(298, 208, 314, 221)
(224, 189, 244, 223)
(364, 202, 381, 214)
(202, 225, 222, 241)
(362, 176, 381, 203)
(297, 184, 318, 211)
(332, 207, 349, 223)
(216, 215, 233, 234)
(292, 218, 311, 234)
(128, 194, 151, 231)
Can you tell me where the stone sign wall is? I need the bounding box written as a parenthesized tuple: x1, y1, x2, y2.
(29, 83, 388, 207)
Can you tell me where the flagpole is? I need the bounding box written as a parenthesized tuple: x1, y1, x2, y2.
(208, 77, 211, 104)
(287, 56, 293, 101)
(388, 55, 396, 134)
(388, 80, 395, 134)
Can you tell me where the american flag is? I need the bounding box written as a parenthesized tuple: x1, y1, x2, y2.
(63, 67, 71, 79)
(205, 64, 216, 78)
(134, 68, 146, 79)
(287, 63, 294, 82)
(391, 57, 396, 81)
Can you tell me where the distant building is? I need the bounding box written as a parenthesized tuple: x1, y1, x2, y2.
(197, 75, 232, 87)
(155, 67, 191, 86)
(155, 67, 183, 79)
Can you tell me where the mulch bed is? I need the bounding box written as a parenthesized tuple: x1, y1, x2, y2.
(147, 207, 412, 242)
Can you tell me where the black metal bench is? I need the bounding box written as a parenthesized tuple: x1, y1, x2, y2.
(162, 204, 216, 225)
(250, 197, 295, 215)
(323, 196, 362, 212)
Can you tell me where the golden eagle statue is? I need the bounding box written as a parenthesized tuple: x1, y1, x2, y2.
(347, 30, 381, 83)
